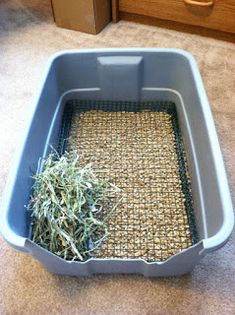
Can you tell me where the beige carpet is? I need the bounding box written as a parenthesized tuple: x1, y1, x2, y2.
(0, 1, 235, 314)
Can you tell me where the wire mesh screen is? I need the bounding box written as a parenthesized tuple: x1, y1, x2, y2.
(57, 100, 198, 262)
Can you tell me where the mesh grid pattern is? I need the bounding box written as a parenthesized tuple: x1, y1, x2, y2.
(57, 100, 198, 262)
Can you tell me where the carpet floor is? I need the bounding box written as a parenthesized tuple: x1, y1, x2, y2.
(0, 1, 234, 314)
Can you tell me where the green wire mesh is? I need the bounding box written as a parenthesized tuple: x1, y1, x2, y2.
(57, 100, 198, 262)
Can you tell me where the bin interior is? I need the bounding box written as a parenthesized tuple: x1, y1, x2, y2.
(49, 99, 198, 262)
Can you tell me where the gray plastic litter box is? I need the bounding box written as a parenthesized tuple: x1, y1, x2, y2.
(0, 48, 234, 277)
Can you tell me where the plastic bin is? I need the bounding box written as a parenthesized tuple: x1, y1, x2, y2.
(0, 49, 233, 276)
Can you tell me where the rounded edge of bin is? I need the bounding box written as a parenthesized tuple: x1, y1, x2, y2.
(0, 174, 29, 252)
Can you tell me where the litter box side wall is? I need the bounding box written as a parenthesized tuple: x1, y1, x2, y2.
(166, 51, 234, 252)
(0, 58, 64, 251)
(26, 239, 204, 276)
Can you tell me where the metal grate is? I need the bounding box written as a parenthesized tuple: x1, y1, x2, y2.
(57, 100, 198, 262)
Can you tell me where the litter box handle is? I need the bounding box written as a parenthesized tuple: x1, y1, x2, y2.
(184, 0, 214, 7)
